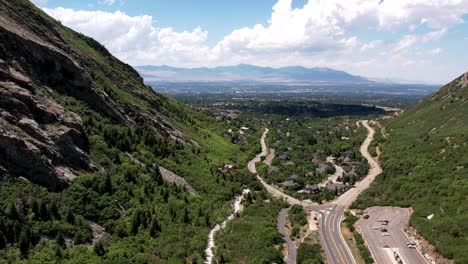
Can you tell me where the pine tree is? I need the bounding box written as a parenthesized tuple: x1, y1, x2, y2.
(182, 208, 190, 223)
(55, 243, 63, 258)
(149, 218, 161, 237)
(31, 199, 39, 219)
(131, 211, 141, 235)
(6, 202, 17, 219)
(65, 209, 75, 224)
(103, 172, 113, 194)
(163, 190, 169, 202)
(18, 228, 31, 257)
(56, 232, 65, 248)
(93, 240, 106, 256)
(0, 231, 6, 249)
(39, 202, 50, 221)
(50, 202, 60, 220)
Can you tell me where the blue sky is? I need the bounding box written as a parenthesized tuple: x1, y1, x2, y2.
(33, 0, 468, 84)
(41, 0, 280, 45)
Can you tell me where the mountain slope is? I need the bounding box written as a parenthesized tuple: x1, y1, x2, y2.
(0, 1, 264, 262)
(137, 64, 370, 83)
(0, 0, 197, 190)
(354, 72, 468, 263)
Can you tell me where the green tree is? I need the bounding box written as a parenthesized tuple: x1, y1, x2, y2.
(39, 202, 50, 221)
(149, 217, 161, 237)
(0, 230, 6, 249)
(18, 228, 31, 257)
(93, 240, 106, 256)
(56, 232, 65, 248)
(102, 172, 113, 194)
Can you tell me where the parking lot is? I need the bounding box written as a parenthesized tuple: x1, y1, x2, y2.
(357, 207, 427, 264)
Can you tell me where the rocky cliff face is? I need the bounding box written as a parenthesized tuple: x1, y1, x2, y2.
(0, 60, 94, 189)
(0, 0, 191, 190)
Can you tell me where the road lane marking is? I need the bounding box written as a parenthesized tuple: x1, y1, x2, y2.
(326, 207, 347, 264)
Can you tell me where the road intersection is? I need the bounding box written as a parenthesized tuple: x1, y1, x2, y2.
(248, 120, 382, 264)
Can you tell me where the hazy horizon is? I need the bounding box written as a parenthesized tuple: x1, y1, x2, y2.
(33, 0, 468, 84)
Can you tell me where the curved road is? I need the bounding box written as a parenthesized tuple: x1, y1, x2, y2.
(249, 120, 382, 264)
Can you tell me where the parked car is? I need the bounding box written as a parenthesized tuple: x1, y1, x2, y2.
(382, 233, 390, 236)
(364, 214, 370, 219)
(407, 245, 416, 249)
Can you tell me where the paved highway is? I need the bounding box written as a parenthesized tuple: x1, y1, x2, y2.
(315, 205, 356, 264)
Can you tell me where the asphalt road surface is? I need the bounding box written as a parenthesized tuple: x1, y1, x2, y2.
(316, 205, 356, 264)
(277, 208, 297, 264)
(357, 207, 428, 264)
(247, 128, 269, 174)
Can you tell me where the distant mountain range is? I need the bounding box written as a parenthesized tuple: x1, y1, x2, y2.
(136, 64, 439, 95)
(136, 64, 371, 84)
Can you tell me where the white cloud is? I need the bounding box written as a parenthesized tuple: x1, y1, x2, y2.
(392, 27, 448, 53)
(99, 0, 123, 6)
(42, 0, 468, 83)
(393, 35, 418, 52)
(421, 28, 447, 42)
(100, 0, 116, 5)
(360, 40, 383, 52)
(430, 48, 442, 54)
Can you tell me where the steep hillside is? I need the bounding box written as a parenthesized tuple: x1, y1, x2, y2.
(355, 72, 468, 263)
(0, 1, 263, 262)
(0, 0, 194, 190)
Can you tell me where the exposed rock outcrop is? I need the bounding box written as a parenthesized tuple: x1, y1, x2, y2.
(0, 0, 195, 189)
(0, 60, 94, 190)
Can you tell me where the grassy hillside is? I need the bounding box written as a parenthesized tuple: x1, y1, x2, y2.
(354, 72, 468, 263)
(0, 0, 264, 262)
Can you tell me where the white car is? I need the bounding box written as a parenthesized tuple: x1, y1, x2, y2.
(372, 226, 380, 230)
(407, 245, 416, 249)
(382, 233, 390, 236)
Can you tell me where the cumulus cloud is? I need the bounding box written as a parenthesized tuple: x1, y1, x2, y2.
(42, 0, 468, 82)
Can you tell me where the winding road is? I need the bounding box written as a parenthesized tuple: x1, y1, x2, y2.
(248, 120, 382, 264)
